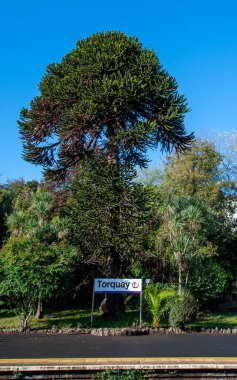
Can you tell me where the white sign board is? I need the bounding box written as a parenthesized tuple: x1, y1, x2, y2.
(94, 278, 142, 293)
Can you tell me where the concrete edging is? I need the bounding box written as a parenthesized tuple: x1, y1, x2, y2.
(1, 358, 237, 371)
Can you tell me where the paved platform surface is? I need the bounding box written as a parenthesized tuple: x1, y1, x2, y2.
(1, 333, 237, 373)
(1, 333, 237, 359)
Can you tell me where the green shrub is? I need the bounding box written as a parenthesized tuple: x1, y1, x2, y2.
(188, 260, 228, 303)
(169, 293, 198, 328)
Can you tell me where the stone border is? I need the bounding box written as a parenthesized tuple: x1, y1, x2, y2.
(1, 326, 237, 335)
(89, 327, 237, 336)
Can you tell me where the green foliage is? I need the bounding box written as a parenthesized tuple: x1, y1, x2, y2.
(144, 283, 175, 328)
(94, 369, 152, 380)
(2, 307, 237, 331)
(160, 139, 227, 210)
(18, 30, 193, 316)
(191, 312, 237, 329)
(8, 186, 58, 242)
(12, 370, 23, 379)
(188, 260, 228, 303)
(157, 195, 218, 294)
(0, 237, 76, 331)
(0, 186, 15, 246)
(0, 179, 42, 248)
(0, 308, 146, 330)
(169, 293, 199, 328)
(153, 139, 237, 295)
(134, 140, 236, 288)
(67, 160, 147, 276)
(19, 31, 193, 180)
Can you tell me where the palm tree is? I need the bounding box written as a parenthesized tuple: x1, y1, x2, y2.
(161, 197, 205, 295)
(7, 210, 26, 237)
(144, 283, 175, 328)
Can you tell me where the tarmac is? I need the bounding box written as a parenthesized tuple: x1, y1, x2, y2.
(1, 333, 237, 377)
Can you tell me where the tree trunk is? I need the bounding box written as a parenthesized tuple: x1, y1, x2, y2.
(178, 262, 182, 296)
(99, 124, 124, 316)
(185, 269, 189, 288)
(99, 251, 123, 316)
(35, 297, 44, 319)
(21, 316, 28, 332)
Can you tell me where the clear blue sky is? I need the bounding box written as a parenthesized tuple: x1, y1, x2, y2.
(1, 0, 237, 183)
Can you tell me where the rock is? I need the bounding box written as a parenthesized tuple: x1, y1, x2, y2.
(91, 329, 98, 336)
(102, 329, 109, 336)
(121, 328, 128, 336)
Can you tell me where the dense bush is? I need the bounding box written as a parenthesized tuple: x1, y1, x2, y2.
(188, 260, 228, 303)
(169, 293, 199, 328)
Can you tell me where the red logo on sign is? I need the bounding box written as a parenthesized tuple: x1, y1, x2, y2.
(132, 281, 139, 288)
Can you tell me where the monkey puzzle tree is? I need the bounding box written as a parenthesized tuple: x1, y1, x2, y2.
(19, 32, 193, 179)
(19, 31, 193, 314)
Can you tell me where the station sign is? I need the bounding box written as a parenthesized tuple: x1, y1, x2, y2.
(94, 278, 142, 293)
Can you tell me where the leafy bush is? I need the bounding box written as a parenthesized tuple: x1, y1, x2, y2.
(0, 237, 76, 331)
(169, 293, 199, 328)
(188, 260, 228, 303)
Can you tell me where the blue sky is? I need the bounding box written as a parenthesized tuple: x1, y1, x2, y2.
(1, 0, 237, 183)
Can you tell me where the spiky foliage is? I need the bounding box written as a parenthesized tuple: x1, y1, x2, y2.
(67, 159, 147, 276)
(144, 283, 175, 328)
(157, 196, 218, 295)
(19, 31, 193, 180)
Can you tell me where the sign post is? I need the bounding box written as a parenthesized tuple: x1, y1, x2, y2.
(91, 278, 142, 327)
(90, 281, 95, 328)
(140, 287, 142, 328)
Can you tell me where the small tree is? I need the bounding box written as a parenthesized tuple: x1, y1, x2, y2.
(155, 139, 236, 293)
(158, 196, 217, 295)
(7, 185, 72, 318)
(205, 130, 237, 188)
(160, 139, 232, 211)
(144, 283, 175, 328)
(0, 237, 76, 331)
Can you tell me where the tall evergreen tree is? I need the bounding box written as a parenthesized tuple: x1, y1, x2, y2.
(19, 31, 193, 180)
(18, 31, 193, 314)
(67, 160, 149, 314)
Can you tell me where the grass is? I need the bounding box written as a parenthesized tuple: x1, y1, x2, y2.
(0, 308, 147, 330)
(0, 309, 237, 331)
(191, 311, 237, 329)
